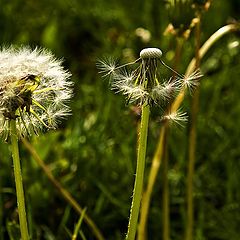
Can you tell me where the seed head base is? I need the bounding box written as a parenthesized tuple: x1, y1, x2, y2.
(140, 48, 162, 59)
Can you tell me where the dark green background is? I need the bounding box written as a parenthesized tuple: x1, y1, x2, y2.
(0, 0, 240, 239)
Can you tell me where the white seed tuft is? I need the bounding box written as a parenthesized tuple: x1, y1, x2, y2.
(96, 58, 117, 77)
(161, 110, 188, 127)
(0, 46, 73, 139)
(181, 69, 203, 94)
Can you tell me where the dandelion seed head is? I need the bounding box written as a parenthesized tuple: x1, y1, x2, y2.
(0, 46, 73, 139)
(97, 47, 202, 108)
(140, 48, 162, 59)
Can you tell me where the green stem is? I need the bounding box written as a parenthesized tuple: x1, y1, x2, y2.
(162, 131, 169, 240)
(138, 126, 166, 240)
(138, 38, 185, 240)
(126, 103, 150, 240)
(186, 13, 201, 240)
(72, 208, 87, 240)
(10, 120, 29, 240)
(0, 172, 3, 240)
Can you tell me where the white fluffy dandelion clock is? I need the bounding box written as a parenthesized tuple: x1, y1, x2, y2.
(0, 46, 73, 139)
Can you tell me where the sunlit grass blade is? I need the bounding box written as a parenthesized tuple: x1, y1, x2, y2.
(72, 208, 87, 240)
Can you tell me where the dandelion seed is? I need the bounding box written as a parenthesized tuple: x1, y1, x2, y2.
(151, 77, 180, 103)
(181, 69, 203, 93)
(96, 57, 118, 77)
(161, 110, 188, 127)
(0, 46, 73, 139)
(113, 69, 136, 84)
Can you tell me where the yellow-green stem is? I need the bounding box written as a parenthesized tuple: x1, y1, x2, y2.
(162, 131, 169, 240)
(186, 13, 201, 240)
(21, 137, 105, 240)
(126, 103, 150, 240)
(10, 120, 29, 240)
(72, 208, 87, 240)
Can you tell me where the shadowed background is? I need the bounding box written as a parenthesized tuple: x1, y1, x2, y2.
(0, 0, 240, 239)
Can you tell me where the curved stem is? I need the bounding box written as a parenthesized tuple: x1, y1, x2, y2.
(172, 23, 240, 112)
(10, 120, 29, 240)
(126, 103, 150, 240)
(21, 137, 105, 240)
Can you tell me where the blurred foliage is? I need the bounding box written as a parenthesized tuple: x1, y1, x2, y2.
(0, 0, 240, 239)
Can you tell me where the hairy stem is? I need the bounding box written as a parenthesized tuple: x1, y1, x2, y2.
(126, 103, 150, 240)
(138, 37, 185, 240)
(138, 126, 166, 240)
(21, 137, 105, 240)
(10, 120, 29, 240)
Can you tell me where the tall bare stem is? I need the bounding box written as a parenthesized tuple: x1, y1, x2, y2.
(10, 120, 29, 240)
(126, 103, 150, 240)
(186, 13, 201, 240)
(139, 37, 185, 240)
(138, 126, 166, 240)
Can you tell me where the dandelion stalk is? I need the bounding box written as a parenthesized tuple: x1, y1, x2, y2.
(126, 103, 150, 240)
(98, 47, 198, 240)
(138, 125, 166, 240)
(139, 36, 187, 240)
(10, 120, 29, 240)
(0, 46, 73, 239)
